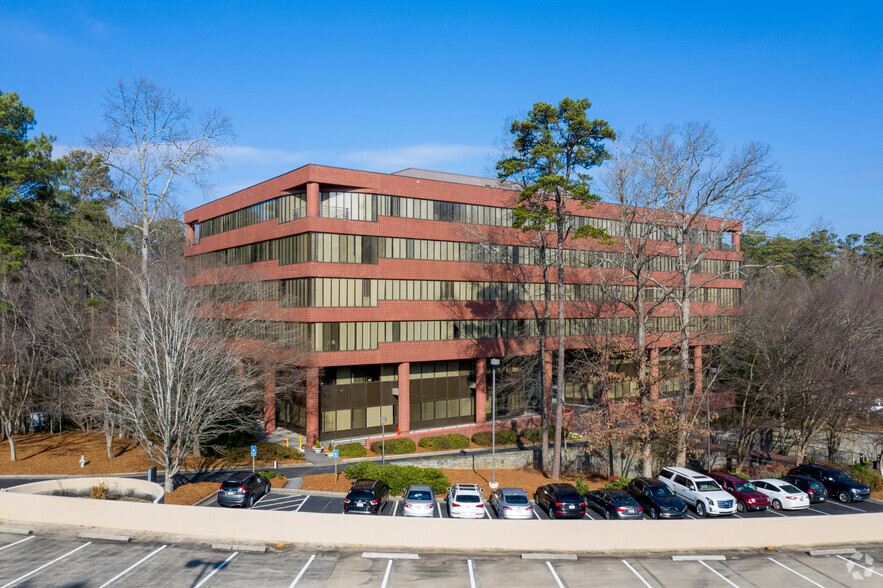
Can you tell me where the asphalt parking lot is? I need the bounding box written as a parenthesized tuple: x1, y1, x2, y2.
(1, 531, 882, 587)
(213, 490, 883, 522)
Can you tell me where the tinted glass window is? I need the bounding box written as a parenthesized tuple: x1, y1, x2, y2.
(808, 480, 824, 491)
(651, 485, 675, 497)
(780, 484, 802, 494)
(557, 492, 582, 501)
(221, 481, 244, 490)
(673, 475, 687, 486)
(347, 491, 376, 500)
(505, 495, 529, 505)
(658, 470, 672, 479)
(735, 482, 757, 492)
(612, 494, 638, 506)
(696, 480, 721, 492)
(407, 491, 432, 500)
(457, 495, 481, 503)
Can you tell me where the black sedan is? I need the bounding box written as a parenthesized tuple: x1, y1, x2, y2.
(780, 474, 828, 503)
(217, 472, 270, 508)
(534, 483, 586, 519)
(628, 477, 688, 519)
(585, 489, 644, 520)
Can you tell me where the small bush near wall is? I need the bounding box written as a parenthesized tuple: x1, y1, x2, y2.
(520, 426, 568, 443)
(370, 438, 416, 455)
(603, 476, 632, 490)
(471, 430, 518, 446)
(336, 442, 367, 458)
(844, 463, 882, 491)
(418, 434, 471, 451)
(225, 443, 304, 462)
(344, 461, 449, 494)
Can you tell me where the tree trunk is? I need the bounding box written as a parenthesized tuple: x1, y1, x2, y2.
(193, 436, 202, 459)
(675, 291, 692, 467)
(164, 455, 176, 494)
(826, 429, 843, 463)
(6, 426, 16, 462)
(105, 421, 114, 460)
(642, 439, 653, 478)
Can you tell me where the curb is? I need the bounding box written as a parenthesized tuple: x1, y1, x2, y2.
(212, 543, 267, 553)
(0, 526, 32, 535)
(670, 555, 727, 561)
(194, 491, 220, 507)
(808, 548, 856, 556)
(79, 532, 131, 542)
(522, 553, 578, 561)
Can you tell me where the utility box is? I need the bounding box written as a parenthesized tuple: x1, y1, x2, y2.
(147, 466, 157, 484)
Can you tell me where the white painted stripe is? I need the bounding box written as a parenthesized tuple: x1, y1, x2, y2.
(732, 513, 743, 519)
(289, 554, 316, 587)
(437, 502, 445, 518)
(391, 501, 398, 516)
(766, 508, 787, 517)
(194, 552, 237, 588)
(533, 508, 541, 520)
(766, 557, 825, 587)
(253, 494, 304, 505)
(584, 510, 596, 520)
(0, 536, 34, 553)
(467, 559, 477, 588)
(381, 559, 393, 588)
(622, 559, 653, 588)
(699, 560, 740, 588)
(836, 554, 883, 578)
(806, 507, 831, 516)
(1, 542, 91, 588)
(98, 545, 167, 588)
(545, 561, 565, 588)
(294, 495, 309, 512)
(829, 502, 866, 513)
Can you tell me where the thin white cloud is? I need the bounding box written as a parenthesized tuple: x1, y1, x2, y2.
(341, 143, 492, 171)
(217, 145, 313, 167)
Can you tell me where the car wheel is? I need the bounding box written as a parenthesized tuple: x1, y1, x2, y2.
(737, 500, 746, 513)
(695, 501, 706, 517)
(603, 509, 610, 520)
(772, 499, 782, 510)
(649, 507, 658, 519)
(247, 494, 255, 508)
(838, 490, 851, 503)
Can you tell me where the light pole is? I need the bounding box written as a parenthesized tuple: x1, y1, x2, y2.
(380, 416, 387, 465)
(490, 358, 500, 489)
(706, 367, 718, 470)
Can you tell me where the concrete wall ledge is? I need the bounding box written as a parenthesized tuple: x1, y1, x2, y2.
(2, 477, 164, 504)
(1, 493, 881, 554)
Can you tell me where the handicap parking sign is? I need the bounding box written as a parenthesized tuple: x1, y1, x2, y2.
(250, 445, 257, 457)
(332, 449, 339, 458)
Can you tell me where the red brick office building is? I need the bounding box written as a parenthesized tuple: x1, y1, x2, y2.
(184, 165, 742, 444)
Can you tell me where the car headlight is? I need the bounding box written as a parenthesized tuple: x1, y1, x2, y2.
(707, 498, 714, 505)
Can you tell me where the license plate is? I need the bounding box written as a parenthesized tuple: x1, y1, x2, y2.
(567, 505, 574, 509)
(357, 501, 364, 507)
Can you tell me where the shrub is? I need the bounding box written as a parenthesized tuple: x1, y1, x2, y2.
(846, 463, 882, 491)
(519, 426, 568, 443)
(732, 471, 749, 480)
(471, 429, 518, 446)
(259, 470, 280, 479)
(336, 442, 367, 458)
(418, 433, 471, 451)
(90, 482, 110, 500)
(343, 462, 449, 494)
(603, 476, 632, 490)
(746, 462, 789, 480)
(370, 438, 416, 455)
(225, 442, 304, 462)
(574, 477, 590, 495)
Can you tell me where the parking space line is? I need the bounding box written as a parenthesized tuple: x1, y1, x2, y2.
(438, 502, 445, 518)
(381, 560, 393, 588)
(829, 502, 866, 513)
(0, 536, 35, 553)
(622, 559, 652, 588)
(0, 541, 91, 588)
(545, 561, 565, 588)
(766, 557, 825, 587)
(467, 559, 477, 588)
(699, 560, 740, 587)
(685, 512, 699, 520)
(766, 508, 787, 517)
(294, 496, 310, 512)
(194, 552, 237, 588)
(584, 510, 596, 520)
(484, 503, 491, 519)
(533, 507, 541, 520)
(288, 554, 316, 587)
(254, 494, 304, 505)
(391, 501, 398, 517)
(807, 507, 831, 516)
(98, 544, 167, 588)
(835, 554, 883, 578)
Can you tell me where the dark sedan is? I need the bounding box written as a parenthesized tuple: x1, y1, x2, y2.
(628, 477, 688, 519)
(788, 464, 870, 503)
(534, 483, 586, 519)
(781, 474, 828, 504)
(585, 489, 644, 520)
(217, 472, 270, 508)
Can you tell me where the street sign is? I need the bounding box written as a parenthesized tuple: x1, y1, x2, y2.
(332, 449, 339, 458)
(250, 445, 257, 457)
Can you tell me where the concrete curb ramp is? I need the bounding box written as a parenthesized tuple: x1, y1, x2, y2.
(1, 492, 883, 554)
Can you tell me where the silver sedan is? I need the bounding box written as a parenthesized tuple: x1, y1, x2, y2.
(489, 487, 535, 519)
(402, 484, 437, 517)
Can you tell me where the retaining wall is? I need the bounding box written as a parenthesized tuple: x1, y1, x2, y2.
(1, 492, 882, 552)
(2, 477, 164, 504)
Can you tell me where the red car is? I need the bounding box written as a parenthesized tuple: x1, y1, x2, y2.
(709, 472, 771, 513)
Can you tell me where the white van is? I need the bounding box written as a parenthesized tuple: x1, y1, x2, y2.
(657, 466, 736, 517)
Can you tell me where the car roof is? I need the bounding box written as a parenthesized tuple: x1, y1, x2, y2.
(709, 472, 744, 483)
(407, 484, 433, 491)
(661, 466, 713, 480)
(224, 472, 252, 482)
(755, 478, 787, 485)
(452, 483, 481, 494)
(351, 478, 380, 489)
(550, 483, 578, 491)
(500, 487, 528, 494)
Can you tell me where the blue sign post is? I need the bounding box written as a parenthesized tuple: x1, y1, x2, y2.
(333, 448, 339, 478)
(251, 445, 257, 472)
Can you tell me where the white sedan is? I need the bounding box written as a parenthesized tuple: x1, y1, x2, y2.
(751, 478, 810, 510)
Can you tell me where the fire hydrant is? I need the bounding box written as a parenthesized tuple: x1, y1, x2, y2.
(79, 455, 86, 468)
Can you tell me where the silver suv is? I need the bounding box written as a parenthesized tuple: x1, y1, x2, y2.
(658, 466, 736, 517)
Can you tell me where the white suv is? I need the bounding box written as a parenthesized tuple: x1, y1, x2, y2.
(446, 483, 485, 519)
(658, 467, 736, 517)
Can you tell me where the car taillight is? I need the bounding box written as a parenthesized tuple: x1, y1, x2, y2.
(344, 499, 350, 503)
(554, 502, 564, 507)
(241, 484, 247, 492)
(404, 503, 411, 508)
(616, 507, 627, 512)
(477, 503, 483, 508)
(452, 503, 460, 507)
(219, 484, 223, 491)
(786, 496, 799, 500)
(428, 503, 433, 509)
(807, 489, 815, 494)
(371, 499, 379, 504)
(526, 506, 533, 510)
(579, 503, 586, 508)
(503, 506, 512, 510)
(637, 507, 643, 512)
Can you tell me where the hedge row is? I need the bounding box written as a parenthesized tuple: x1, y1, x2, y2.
(519, 426, 568, 443)
(417, 433, 470, 451)
(344, 461, 449, 494)
(335, 442, 367, 458)
(471, 429, 518, 446)
(225, 442, 303, 462)
(370, 438, 416, 455)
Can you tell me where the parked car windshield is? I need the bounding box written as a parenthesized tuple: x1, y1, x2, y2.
(407, 491, 432, 500)
(696, 480, 722, 492)
(735, 482, 757, 492)
(651, 485, 675, 497)
(456, 495, 481, 503)
(827, 470, 850, 483)
(505, 495, 529, 505)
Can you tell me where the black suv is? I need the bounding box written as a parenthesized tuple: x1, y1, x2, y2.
(628, 477, 688, 519)
(344, 479, 390, 514)
(534, 483, 585, 519)
(780, 474, 828, 504)
(217, 472, 270, 508)
(788, 464, 870, 503)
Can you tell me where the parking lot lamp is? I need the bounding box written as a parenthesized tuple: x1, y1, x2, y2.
(380, 416, 387, 465)
(490, 358, 501, 489)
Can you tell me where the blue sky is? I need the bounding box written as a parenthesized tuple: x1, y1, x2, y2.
(3, 1, 881, 237)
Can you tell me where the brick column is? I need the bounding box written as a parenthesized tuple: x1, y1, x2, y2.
(185, 223, 196, 246)
(263, 367, 276, 432)
(306, 181, 320, 217)
(306, 367, 319, 444)
(732, 232, 741, 252)
(693, 345, 703, 396)
(649, 348, 660, 401)
(475, 358, 487, 424)
(397, 362, 410, 433)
